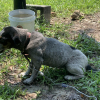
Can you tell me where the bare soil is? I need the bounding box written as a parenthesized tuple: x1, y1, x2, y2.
(51, 12, 100, 42)
(1, 12, 100, 100)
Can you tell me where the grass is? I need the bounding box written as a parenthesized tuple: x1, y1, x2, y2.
(27, 0, 100, 17)
(0, 0, 100, 99)
(0, 81, 25, 100)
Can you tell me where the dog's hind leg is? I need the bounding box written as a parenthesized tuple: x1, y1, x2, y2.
(64, 64, 85, 80)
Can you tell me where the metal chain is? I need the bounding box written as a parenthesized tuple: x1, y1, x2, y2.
(38, 70, 97, 100)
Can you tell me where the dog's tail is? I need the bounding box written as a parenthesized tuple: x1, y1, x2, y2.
(86, 65, 98, 72)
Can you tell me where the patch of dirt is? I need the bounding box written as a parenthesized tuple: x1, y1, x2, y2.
(1, 67, 90, 100)
(51, 12, 100, 42)
(1, 12, 100, 100)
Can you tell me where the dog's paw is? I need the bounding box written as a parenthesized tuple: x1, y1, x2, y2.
(64, 75, 73, 80)
(64, 75, 84, 80)
(23, 78, 33, 85)
(18, 72, 26, 78)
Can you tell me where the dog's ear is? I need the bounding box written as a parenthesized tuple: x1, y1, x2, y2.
(9, 31, 21, 46)
(2, 27, 21, 46)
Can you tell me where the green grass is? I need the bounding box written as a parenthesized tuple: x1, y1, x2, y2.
(0, 0, 100, 99)
(0, 81, 25, 100)
(0, 0, 13, 30)
(27, 0, 100, 17)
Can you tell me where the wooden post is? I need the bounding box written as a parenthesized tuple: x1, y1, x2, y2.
(14, 0, 26, 10)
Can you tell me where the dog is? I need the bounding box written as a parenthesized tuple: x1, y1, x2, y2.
(0, 26, 95, 84)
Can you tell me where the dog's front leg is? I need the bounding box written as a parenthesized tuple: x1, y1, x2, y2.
(23, 61, 41, 85)
(24, 62, 33, 76)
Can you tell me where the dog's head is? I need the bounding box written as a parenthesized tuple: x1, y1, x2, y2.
(0, 26, 21, 53)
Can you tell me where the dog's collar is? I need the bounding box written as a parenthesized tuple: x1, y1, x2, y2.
(21, 32, 31, 63)
(27, 32, 31, 38)
(22, 32, 31, 54)
(24, 32, 31, 50)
